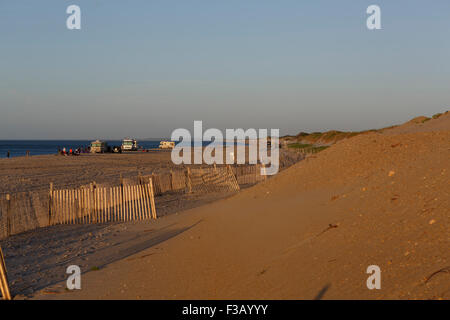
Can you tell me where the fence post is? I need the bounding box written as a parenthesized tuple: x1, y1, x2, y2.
(151, 173, 155, 193)
(136, 184, 142, 220)
(0, 246, 11, 300)
(92, 182, 97, 223)
(148, 178, 157, 219)
(170, 170, 174, 191)
(103, 188, 107, 223)
(68, 189, 73, 224)
(131, 185, 137, 221)
(185, 168, 192, 193)
(88, 183, 92, 223)
(56, 190, 61, 224)
(77, 189, 81, 224)
(61, 189, 66, 224)
(109, 187, 113, 222)
(120, 183, 124, 221)
(151, 173, 161, 196)
(126, 184, 132, 221)
(227, 165, 240, 191)
(142, 183, 151, 219)
(82, 187, 85, 224)
(5, 195, 11, 237)
(48, 183, 53, 226)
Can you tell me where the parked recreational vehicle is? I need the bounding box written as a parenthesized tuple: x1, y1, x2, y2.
(121, 138, 138, 151)
(90, 140, 108, 153)
(159, 141, 175, 149)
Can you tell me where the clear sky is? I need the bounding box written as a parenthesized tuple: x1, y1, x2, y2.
(1, 0, 449, 139)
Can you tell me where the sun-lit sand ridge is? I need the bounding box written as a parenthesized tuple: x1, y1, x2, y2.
(20, 112, 450, 299)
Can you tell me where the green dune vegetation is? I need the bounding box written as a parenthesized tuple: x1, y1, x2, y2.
(286, 143, 329, 153)
(281, 111, 449, 154)
(410, 112, 446, 124)
(281, 129, 375, 153)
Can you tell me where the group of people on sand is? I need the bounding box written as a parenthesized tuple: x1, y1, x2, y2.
(58, 147, 89, 156)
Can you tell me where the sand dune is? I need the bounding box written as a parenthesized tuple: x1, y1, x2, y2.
(25, 113, 450, 299)
(382, 111, 449, 134)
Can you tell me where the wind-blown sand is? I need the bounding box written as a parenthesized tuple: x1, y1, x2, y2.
(0, 150, 178, 195)
(0, 148, 300, 195)
(3, 114, 449, 300)
(0, 149, 302, 298)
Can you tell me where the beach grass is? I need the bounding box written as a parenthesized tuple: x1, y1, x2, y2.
(288, 143, 329, 153)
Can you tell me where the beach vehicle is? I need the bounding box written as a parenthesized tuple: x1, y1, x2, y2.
(159, 141, 175, 149)
(90, 140, 108, 153)
(121, 138, 138, 151)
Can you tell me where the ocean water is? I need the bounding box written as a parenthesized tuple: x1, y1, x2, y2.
(0, 140, 247, 158)
(0, 140, 162, 158)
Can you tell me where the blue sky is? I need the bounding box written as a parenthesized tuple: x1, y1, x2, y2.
(1, 0, 449, 139)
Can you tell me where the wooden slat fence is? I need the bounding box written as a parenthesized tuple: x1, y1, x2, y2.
(0, 246, 11, 300)
(232, 164, 267, 185)
(48, 179, 157, 226)
(0, 164, 267, 240)
(0, 192, 45, 240)
(145, 165, 242, 195)
(189, 166, 240, 193)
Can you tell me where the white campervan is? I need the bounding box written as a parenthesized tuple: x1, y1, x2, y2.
(121, 138, 138, 151)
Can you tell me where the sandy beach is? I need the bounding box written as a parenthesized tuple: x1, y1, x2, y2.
(1, 113, 448, 300)
(0, 148, 301, 195)
(3, 2, 450, 309)
(0, 150, 179, 195)
(0, 148, 302, 298)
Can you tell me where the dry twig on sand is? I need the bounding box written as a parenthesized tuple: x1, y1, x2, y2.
(316, 224, 339, 237)
(424, 266, 450, 284)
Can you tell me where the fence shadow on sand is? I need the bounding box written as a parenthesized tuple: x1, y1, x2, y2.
(3, 220, 202, 297)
